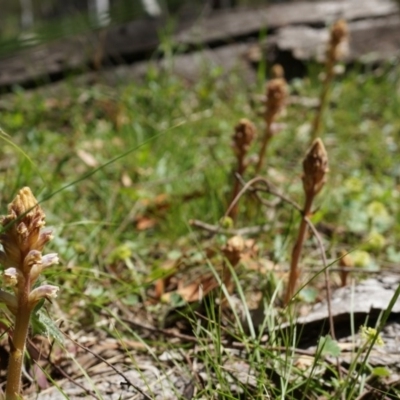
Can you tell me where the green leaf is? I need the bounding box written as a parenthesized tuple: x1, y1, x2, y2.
(169, 292, 186, 308)
(32, 310, 64, 344)
(317, 335, 341, 357)
(299, 287, 318, 303)
(122, 294, 139, 306)
(371, 367, 391, 377)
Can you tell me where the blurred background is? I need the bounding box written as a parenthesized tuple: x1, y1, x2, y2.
(0, 0, 298, 58)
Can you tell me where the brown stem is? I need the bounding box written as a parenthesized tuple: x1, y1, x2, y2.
(228, 152, 246, 220)
(311, 54, 335, 142)
(284, 193, 315, 305)
(6, 277, 32, 400)
(255, 115, 274, 175)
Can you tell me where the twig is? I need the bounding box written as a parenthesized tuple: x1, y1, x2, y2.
(190, 219, 270, 236)
(117, 316, 200, 344)
(62, 331, 153, 400)
(224, 175, 300, 219)
(26, 336, 101, 400)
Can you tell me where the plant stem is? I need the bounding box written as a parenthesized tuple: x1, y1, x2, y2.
(310, 19, 348, 143)
(310, 61, 335, 142)
(255, 115, 273, 175)
(6, 278, 31, 400)
(228, 153, 246, 220)
(284, 194, 314, 305)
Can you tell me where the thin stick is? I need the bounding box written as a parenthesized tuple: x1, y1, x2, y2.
(63, 331, 153, 400)
(190, 219, 270, 236)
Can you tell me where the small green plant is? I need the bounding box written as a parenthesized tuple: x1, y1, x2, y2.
(0, 187, 59, 399)
(284, 138, 328, 305)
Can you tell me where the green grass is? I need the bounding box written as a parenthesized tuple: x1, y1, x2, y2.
(0, 58, 400, 398)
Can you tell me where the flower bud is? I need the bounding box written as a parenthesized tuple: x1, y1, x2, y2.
(3, 268, 18, 287)
(0, 188, 47, 269)
(28, 285, 59, 309)
(302, 138, 329, 197)
(266, 78, 287, 123)
(30, 253, 59, 284)
(232, 119, 256, 156)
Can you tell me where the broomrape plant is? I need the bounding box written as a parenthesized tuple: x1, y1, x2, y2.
(311, 19, 349, 141)
(284, 139, 328, 305)
(255, 68, 287, 174)
(0, 187, 59, 400)
(228, 118, 256, 220)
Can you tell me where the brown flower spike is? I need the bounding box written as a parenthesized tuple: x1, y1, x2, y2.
(328, 19, 349, 61)
(302, 138, 329, 197)
(0, 187, 59, 400)
(232, 118, 256, 156)
(256, 75, 287, 174)
(265, 78, 287, 124)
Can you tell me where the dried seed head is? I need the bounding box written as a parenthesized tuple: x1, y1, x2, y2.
(266, 78, 287, 122)
(302, 138, 329, 197)
(329, 19, 349, 60)
(0, 188, 48, 268)
(232, 119, 256, 155)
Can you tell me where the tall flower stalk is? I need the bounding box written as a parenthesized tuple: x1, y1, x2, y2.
(228, 119, 256, 220)
(0, 187, 59, 400)
(255, 72, 287, 175)
(311, 19, 348, 142)
(284, 139, 328, 305)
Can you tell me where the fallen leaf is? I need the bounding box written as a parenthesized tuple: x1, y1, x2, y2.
(294, 355, 314, 369)
(162, 274, 218, 303)
(121, 172, 133, 187)
(136, 216, 157, 231)
(76, 149, 99, 167)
